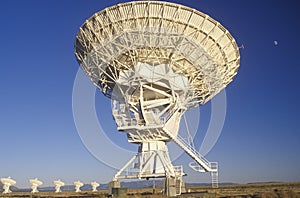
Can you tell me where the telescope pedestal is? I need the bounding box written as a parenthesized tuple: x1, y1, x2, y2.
(163, 177, 186, 197)
(112, 141, 184, 196)
(108, 180, 121, 195)
(55, 186, 62, 193)
(3, 184, 12, 194)
(31, 184, 39, 193)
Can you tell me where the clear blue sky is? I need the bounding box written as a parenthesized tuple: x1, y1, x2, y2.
(0, 0, 299, 188)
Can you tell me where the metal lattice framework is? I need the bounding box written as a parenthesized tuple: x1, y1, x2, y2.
(74, 1, 240, 196)
(75, 1, 240, 106)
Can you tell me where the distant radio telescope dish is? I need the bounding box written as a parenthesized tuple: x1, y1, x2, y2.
(91, 181, 99, 192)
(29, 178, 43, 193)
(74, 181, 84, 192)
(0, 177, 16, 194)
(75, 1, 240, 196)
(53, 180, 65, 193)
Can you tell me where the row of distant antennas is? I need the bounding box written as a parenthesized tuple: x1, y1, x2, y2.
(0, 177, 99, 194)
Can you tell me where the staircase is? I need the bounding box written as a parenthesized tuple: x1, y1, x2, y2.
(163, 126, 218, 188)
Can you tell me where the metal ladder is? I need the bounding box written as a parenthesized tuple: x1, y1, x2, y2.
(210, 162, 218, 188)
(211, 168, 219, 188)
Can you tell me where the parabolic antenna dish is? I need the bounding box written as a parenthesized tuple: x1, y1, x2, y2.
(75, 1, 240, 106)
(1, 177, 16, 194)
(29, 178, 43, 193)
(0, 177, 16, 186)
(91, 181, 99, 191)
(29, 178, 43, 186)
(53, 180, 65, 186)
(74, 181, 84, 192)
(74, 181, 83, 186)
(53, 180, 65, 193)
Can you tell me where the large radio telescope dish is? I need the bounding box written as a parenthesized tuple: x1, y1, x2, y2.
(29, 178, 43, 193)
(75, 1, 239, 196)
(91, 181, 100, 192)
(53, 180, 65, 193)
(74, 181, 84, 192)
(75, 1, 239, 104)
(1, 177, 16, 194)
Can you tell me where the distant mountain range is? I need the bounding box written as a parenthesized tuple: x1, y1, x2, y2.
(1, 180, 236, 193)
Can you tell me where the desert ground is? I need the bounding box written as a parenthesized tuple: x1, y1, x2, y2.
(0, 182, 299, 197)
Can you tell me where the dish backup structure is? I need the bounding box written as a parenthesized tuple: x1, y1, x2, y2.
(74, 1, 240, 196)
